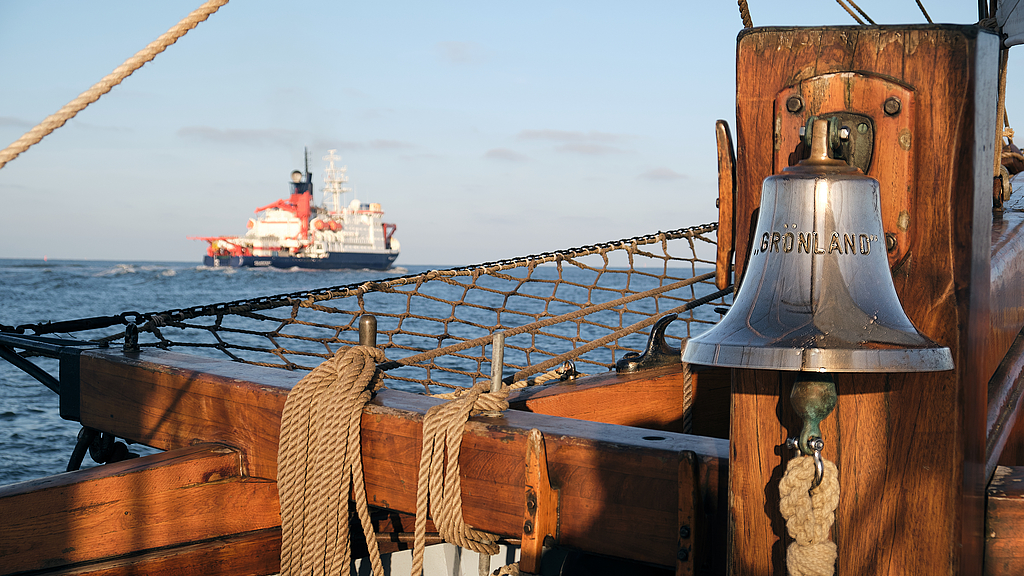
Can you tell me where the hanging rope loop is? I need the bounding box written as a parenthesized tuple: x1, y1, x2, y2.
(277, 345, 388, 576)
(411, 379, 510, 575)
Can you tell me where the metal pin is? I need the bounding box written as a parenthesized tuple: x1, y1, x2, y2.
(490, 331, 505, 393)
(359, 315, 377, 347)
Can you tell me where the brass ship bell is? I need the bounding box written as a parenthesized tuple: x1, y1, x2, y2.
(684, 119, 953, 374)
(684, 118, 952, 476)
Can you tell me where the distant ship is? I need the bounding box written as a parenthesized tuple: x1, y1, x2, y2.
(191, 150, 399, 270)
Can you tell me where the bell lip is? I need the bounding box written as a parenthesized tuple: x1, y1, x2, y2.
(681, 340, 955, 373)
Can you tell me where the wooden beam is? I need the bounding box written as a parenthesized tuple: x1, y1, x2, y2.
(716, 119, 736, 291)
(989, 180, 1024, 371)
(508, 364, 686, 432)
(987, 328, 1024, 476)
(73, 348, 728, 568)
(508, 363, 732, 440)
(732, 26, 998, 575)
(0, 443, 280, 575)
(985, 466, 1024, 575)
(30, 529, 281, 576)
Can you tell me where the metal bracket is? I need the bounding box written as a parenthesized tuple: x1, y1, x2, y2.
(521, 429, 560, 575)
(0, 332, 102, 421)
(615, 314, 680, 373)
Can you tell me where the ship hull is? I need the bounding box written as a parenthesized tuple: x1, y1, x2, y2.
(204, 251, 398, 270)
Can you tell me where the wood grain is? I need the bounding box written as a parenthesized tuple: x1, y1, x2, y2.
(30, 529, 282, 576)
(985, 466, 1024, 576)
(731, 26, 999, 575)
(716, 119, 736, 291)
(72, 348, 729, 568)
(508, 364, 686, 431)
(0, 443, 280, 575)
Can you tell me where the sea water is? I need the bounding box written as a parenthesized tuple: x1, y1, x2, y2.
(0, 258, 720, 486)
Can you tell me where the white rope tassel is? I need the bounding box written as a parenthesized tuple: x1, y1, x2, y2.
(778, 455, 840, 576)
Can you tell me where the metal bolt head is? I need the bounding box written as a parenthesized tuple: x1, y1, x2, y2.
(885, 233, 897, 253)
(679, 525, 691, 539)
(523, 520, 534, 535)
(884, 96, 902, 116)
(677, 547, 690, 561)
(526, 492, 538, 513)
(786, 95, 804, 113)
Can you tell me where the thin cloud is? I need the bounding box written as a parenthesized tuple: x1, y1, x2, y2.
(177, 126, 306, 147)
(639, 167, 686, 181)
(0, 116, 32, 129)
(518, 129, 623, 143)
(436, 41, 484, 64)
(69, 120, 131, 133)
(484, 148, 529, 162)
(400, 153, 444, 161)
(556, 143, 624, 155)
(369, 139, 414, 150)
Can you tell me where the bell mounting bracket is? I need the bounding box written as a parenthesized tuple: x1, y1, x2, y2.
(775, 72, 916, 269)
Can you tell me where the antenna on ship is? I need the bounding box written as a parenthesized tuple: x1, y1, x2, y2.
(322, 149, 352, 215)
(303, 147, 312, 185)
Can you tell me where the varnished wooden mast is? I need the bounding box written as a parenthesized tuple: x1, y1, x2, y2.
(730, 25, 1000, 575)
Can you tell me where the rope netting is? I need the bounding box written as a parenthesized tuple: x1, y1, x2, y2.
(9, 223, 729, 394)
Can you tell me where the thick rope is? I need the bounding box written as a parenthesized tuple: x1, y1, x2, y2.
(0, 0, 229, 170)
(682, 361, 693, 434)
(278, 346, 388, 576)
(411, 380, 509, 575)
(779, 456, 840, 576)
(738, 0, 753, 28)
(996, 49, 1011, 178)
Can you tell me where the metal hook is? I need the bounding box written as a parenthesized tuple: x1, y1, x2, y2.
(785, 436, 826, 491)
(808, 437, 825, 490)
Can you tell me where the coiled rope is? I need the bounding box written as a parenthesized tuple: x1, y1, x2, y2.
(277, 346, 388, 576)
(778, 456, 840, 576)
(278, 345, 513, 576)
(0, 0, 229, 170)
(412, 380, 510, 575)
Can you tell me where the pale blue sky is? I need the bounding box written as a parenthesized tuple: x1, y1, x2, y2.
(0, 0, 1003, 265)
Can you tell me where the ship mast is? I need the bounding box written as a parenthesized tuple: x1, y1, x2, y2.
(322, 150, 352, 215)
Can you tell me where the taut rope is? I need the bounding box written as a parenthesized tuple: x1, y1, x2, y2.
(0, 0, 230, 170)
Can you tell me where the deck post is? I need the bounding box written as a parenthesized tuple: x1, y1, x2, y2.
(729, 25, 999, 575)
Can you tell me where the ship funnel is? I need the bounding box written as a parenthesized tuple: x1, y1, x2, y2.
(682, 120, 952, 373)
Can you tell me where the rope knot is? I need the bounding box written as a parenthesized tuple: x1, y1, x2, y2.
(778, 455, 839, 576)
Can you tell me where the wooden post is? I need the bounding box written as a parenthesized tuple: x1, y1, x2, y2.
(730, 26, 998, 575)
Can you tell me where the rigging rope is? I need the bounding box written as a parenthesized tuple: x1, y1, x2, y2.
(738, 0, 754, 28)
(375, 271, 715, 374)
(834, 0, 867, 25)
(0, 0, 229, 170)
(915, 0, 934, 24)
